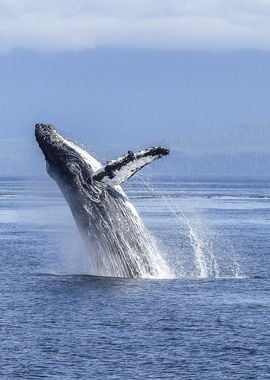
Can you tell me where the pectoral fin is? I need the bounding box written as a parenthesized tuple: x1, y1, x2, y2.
(92, 146, 169, 186)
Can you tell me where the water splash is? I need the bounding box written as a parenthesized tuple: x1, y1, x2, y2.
(82, 209, 173, 279)
(57, 188, 173, 279)
(55, 176, 241, 280)
(138, 176, 241, 279)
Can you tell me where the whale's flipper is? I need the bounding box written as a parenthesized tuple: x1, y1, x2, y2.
(92, 146, 169, 186)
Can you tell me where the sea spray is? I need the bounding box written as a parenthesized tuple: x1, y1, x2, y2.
(138, 176, 241, 279)
(55, 176, 241, 280)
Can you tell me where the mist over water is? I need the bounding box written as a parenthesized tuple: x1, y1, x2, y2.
(58, 216, 172, 279)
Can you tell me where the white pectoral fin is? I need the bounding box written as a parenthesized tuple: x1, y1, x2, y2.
(92, 146, 170, 186)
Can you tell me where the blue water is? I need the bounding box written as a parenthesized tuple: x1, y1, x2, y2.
(0, 177, 270, 379)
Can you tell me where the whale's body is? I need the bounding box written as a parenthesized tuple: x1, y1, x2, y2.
(35, 124, 171, 278)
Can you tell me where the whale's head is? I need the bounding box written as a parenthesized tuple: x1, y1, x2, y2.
(35, 123, 101, 184)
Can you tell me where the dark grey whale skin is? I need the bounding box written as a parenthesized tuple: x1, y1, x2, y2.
(35, 123, 165, 278)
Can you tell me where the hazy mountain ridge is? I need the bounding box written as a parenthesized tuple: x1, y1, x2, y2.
(0, 138, 269, 178)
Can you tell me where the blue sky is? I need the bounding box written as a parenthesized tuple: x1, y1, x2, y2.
(0, 1, 270, 170)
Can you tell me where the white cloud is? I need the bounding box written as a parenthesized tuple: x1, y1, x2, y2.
(0, 0, 270, 52)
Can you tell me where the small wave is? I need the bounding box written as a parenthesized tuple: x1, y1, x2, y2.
(209, 195, 270, 200)
(0, 194, 16, 199)
(33, 271, 173, 280)
(33, 271, 249, 281)
(129, 193, 270, 201)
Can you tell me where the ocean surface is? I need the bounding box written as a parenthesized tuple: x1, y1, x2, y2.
(0, 176, 269, 379)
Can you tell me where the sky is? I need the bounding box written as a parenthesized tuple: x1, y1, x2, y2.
(0, 1, 270, 175)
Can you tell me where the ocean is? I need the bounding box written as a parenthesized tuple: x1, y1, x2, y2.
(0, 176, 269, 379)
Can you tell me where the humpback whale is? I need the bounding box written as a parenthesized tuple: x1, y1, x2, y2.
(35, 123, 171, 278)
